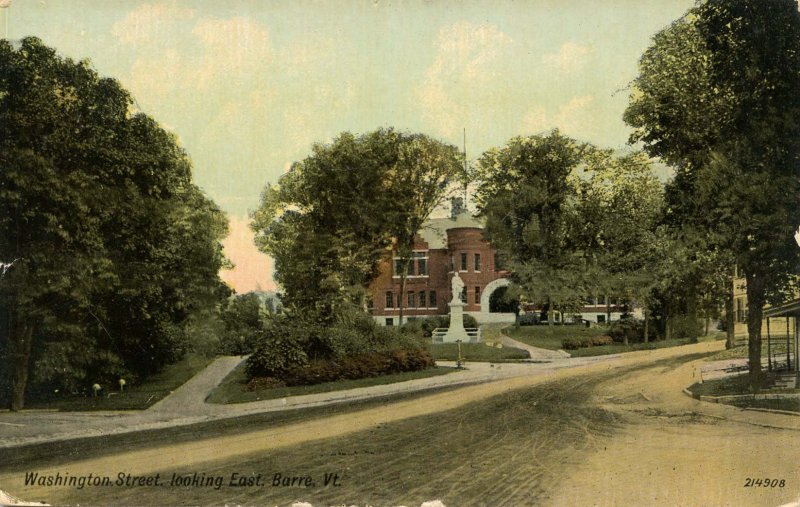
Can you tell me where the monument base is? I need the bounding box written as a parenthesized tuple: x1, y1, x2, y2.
(443, 300, 470, 343)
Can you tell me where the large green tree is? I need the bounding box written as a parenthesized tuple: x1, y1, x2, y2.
(475, 131, 588, 321)
(0, 38, 228, 409)
(251, 129, 462, 325)
(475, 131, 664, 327)
(571, 150, 665, 340)
(624, 0, 800, 384)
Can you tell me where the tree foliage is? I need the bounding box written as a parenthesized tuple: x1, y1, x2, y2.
(0, 38, 229, 409)
(624, 0, 800, 382)
(250, 128, 462, 320)
(474, 131, 665, 326)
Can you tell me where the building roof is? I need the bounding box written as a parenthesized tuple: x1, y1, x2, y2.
(764, 298, 800, 318)
(418, 211, 485, 249)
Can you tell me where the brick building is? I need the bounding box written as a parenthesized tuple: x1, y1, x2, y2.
(367, 203, 513, 326)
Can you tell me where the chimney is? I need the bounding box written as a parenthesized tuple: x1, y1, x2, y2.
(450, 197, 465, 219)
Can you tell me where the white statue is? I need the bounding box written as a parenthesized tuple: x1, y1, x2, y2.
(450, 272, 465, 303)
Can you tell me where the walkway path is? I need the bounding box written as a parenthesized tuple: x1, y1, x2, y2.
(498, 327, 572, 360)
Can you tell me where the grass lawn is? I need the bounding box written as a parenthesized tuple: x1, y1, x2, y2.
(24, 352, 214, 411)
(568, 337, 712, 357)
(688, 373, 800, 413)
(707, 340, 792, 362)
(506, 325, 724, 358)
(689, 372, 762, 397)
(504, 324, 600, 350)
(206, 362, 456, 404)
(426, 342, 530, 362)
(728, 397, 800, 413)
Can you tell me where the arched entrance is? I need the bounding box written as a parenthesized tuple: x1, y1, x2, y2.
(480, 277, 511, 313)
(489, 285, 518, 313)
(468, 278, 515, 323)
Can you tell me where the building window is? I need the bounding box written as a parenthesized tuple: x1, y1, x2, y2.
(429, 291, 437, 307)
(417, 257, 427, 276)
(385, 318, 394, 326)
(474, 253, 481, 272)
(413, 251, 428, 276)
(475, 286, 481, 304)
(418, 291, 426, 308)
(386, 291, 394, 309)
(393, 251, 429, 278)
(366, 296, 374, 309)
(460, 287, 467, 303)
(449, 256, 454, 272)
(460, 252, 468, 271)
(408, 291, 416, 308)
(597, 315, 606, 324)
(494, 251, 505, 270)
(736, 297, 747, 323)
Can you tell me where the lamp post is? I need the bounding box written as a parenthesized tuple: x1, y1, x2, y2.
(456, 339, 464, 369)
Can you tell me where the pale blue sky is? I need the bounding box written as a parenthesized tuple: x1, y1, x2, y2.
(2, 0, 694, 290)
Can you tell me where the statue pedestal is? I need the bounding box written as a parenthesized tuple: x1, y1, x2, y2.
(443, 300, 470, 343)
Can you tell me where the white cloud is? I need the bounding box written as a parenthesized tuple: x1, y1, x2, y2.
(118, 13, 274, 112)
(521, 95, 597, 140)
(416, 22, 513, 138)
(542, 41, 595, 74)
(111, 3, 195, 45)
(191, 16, 272, 89)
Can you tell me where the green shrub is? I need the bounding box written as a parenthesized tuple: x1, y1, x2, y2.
(279, 348, 435, 386)
(668, 315, 703, 339)
(219, 293, 270, 355)
(245, 316, 309, 378)
(406, 314, 479, 337)
(590, 335, 613, 346)
(561, 335, 613, 350)
(246, 302, 428, 380)
(518, 313, 539, 326)
(608, 319, 646, 343)
(561, 337, 586, 350)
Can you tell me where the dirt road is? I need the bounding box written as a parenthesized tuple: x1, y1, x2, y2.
(3, 340, 799, 506)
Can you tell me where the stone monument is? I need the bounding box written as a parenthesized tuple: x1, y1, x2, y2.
(443, 272, 470, 343)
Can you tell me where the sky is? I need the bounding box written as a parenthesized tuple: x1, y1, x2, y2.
(1, 0, 695, 293)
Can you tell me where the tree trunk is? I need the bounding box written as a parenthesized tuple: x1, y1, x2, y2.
(606, 297, 611, 323)
(725, 286, 735, 349)
(704, 317, 710, 336)
(745, 272, 765, 390)
(643, 309, 649, 343)
(665, 312, 672, 341)
(9, 320, 34, 411)
(398, 269, 407, 327)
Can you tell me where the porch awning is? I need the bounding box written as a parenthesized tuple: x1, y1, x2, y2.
(764, 298, 800, 318)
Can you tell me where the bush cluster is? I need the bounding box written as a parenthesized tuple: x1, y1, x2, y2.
(561, 335, 614, 350)
(402, 314, 479, 337)
(280, 348, 435, 386)
(607, 319, 648, 344)
(518, 313, 539, 326)
(246, 302, 431, 381)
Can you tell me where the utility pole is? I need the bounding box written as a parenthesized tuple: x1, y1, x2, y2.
(462, 128, 468, 206)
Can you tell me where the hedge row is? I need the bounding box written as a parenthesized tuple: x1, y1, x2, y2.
(561, 335, 614, 350)
(248, 347, 435, 388)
